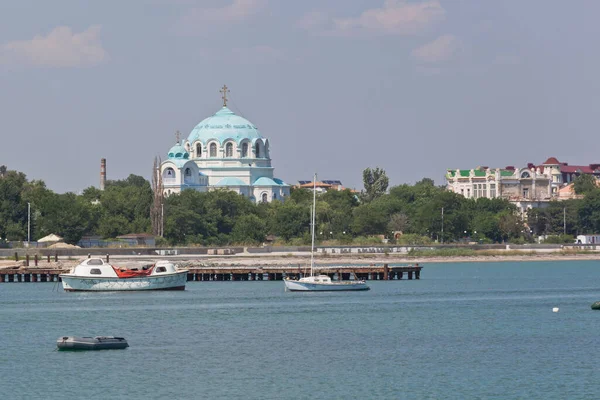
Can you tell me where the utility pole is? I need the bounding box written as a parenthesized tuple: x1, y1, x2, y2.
(441, 207, 444, 244)
(27, 202, 31, 247)
(563, 207, 566, 235)
(161, 203, 164, 237)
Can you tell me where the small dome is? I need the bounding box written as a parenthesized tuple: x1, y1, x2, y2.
(543, 157, 560, 165)
(187, 107, 263, 145)
(168, 143, 189, 159)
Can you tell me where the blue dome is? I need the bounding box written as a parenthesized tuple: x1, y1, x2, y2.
(168, 143, 189, 159)
(187, 107, 263, 145)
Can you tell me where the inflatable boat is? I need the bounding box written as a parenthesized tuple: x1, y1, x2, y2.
(57, 336, 129, 351)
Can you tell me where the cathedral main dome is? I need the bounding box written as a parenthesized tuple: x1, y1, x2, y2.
(187, 107, 263, 145)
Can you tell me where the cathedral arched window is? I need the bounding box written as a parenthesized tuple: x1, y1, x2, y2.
(163, 167, 175, 179)
(255, 142, 260, 158)
(210, 143, 217, 157)
(241, 142, 248, 158)
(225, 143, 233, 158)
(261, 193, 268, 203)
(196, 143, 202, 158)
(185, 168, 191, 177)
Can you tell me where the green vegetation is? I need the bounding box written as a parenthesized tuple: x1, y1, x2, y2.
(2, 164, 600, 247)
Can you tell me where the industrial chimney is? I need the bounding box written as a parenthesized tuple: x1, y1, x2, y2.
(100, 158, 106, 190)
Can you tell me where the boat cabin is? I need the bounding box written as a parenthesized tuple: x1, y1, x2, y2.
(67, 258, 180, 278)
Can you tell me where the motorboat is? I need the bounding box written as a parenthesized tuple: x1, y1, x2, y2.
(57, 336, 129, 351)
(283, 173, 370, 292)
(60, 258, 188, 291)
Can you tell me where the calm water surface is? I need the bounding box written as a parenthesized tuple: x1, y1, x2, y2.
(2, 261, 600, 399)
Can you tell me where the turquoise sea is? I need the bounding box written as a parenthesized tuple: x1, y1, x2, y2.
(2, 261, 600, 399)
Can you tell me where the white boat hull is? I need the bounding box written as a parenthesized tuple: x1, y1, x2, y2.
(60, 271, 188, 292)
(284, 279, 370, 291)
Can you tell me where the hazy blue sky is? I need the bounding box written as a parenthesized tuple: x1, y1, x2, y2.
(1, 0, 599, 193)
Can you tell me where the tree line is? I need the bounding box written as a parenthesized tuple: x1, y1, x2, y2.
(1, 165, 599, 246)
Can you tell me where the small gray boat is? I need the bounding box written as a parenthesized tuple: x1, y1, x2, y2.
(57, 336, 129, 351)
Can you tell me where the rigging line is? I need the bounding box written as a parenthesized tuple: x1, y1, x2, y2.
(228, 94, 246, 119)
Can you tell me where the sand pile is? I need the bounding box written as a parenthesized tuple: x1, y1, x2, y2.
(48, 242, 80, 249)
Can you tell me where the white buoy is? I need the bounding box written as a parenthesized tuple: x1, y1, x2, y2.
(552, 307, 559, 313)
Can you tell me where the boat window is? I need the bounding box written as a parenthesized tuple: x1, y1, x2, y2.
(88, 259, 103, 265)
(90, 268, 102, 275)
(156, 266, 167, 273)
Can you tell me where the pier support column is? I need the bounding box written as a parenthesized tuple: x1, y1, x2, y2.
(8, 274, 14, 282)
(408, 271, 413, 280)
(383, 264, 389, 280)
(17, 274, 22, 282)
(31, 274, 37, 282)
(25, 254, 30, 267)
(0, 274, 4, 282)
(47, 255, 51, 263)
(24, 274, 30, 282)
(415, 270, 420, 279)
(34, 254, 38, 266)
(40, 274, 47, 282)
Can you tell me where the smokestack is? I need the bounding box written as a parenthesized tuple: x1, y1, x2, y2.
(100, 158, 106, 190)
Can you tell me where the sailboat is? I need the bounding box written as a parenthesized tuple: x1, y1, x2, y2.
(283, 174, 370, 292)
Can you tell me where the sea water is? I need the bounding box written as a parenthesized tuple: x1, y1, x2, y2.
(1, 260, 600, 399)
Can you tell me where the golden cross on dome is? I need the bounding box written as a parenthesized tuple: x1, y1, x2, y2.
(175, 130, 181, 144)
(220, 84, 230, 107)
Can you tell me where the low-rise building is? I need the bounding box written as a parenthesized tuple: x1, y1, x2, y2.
(446, 156, 600, 213)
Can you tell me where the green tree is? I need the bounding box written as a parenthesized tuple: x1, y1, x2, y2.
(361, 167, 389, 203)
(231, 214, 267, 244)
(351, 203, 388, 235)
(388, 212, 410, 233)
(0, 170, 28, 240)
(96, 174, 153, 237)
(271, 201, 309, 241)
(36, 193, 93, 244)
(574, 174, 598, 195)
(579, 190, 600, 233)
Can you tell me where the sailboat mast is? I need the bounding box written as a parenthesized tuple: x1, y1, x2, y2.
(310, 173, 316, 277)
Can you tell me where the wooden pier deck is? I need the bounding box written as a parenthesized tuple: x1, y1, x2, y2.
(0, 264, 422, 283)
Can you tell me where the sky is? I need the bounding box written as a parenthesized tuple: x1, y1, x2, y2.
(1, 0, 600, 194)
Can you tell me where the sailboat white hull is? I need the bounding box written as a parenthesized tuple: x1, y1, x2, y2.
(284, 279, 370, 291)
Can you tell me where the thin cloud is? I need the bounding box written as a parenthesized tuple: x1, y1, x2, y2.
(412, 34, 461, 63)
(1, 25, 108, 68)
(328, 0, 445, 36)
(296, 11, 329, 31)
(231, 45, 283, 63)
(177, 0, 266, 34)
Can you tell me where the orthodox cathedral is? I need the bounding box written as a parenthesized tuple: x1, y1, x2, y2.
(160, 86, 290, 203)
